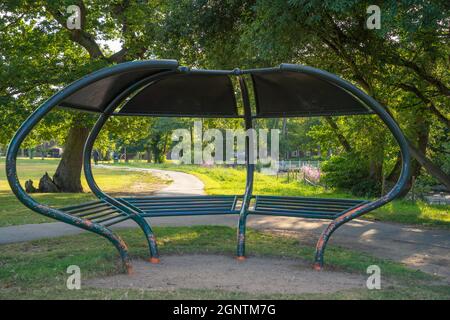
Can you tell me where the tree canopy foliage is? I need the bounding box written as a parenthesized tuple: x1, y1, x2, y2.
(0, 0, 448, 195)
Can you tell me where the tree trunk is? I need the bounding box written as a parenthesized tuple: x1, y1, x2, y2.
(369, 160, 383, 185)
(146, 145, 151, 163)
(104, 150, 111, 161)
(397, 83, 450, 129)
(387, 143, 450, 194)
(162, 134, 169, 156)
(408, 142, 450, 191)
(124, 146, 128, 163)
(388, 108, 432, 196)
(152, 142, 160, 163)
(406, 124, 430, 195)
(386, 154, 402, 182)
(53, 124, 89, 192)
(324, 116, 352, 152)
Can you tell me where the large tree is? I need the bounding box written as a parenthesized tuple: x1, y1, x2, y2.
(1, 0, 448, 195)
(172, 0, 449, 193)
(1, 0, 167, 191)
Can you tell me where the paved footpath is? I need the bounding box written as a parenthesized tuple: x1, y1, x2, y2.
(1, 166, 449, 282)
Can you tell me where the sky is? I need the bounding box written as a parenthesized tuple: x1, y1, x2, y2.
(100, 39, 123, 53)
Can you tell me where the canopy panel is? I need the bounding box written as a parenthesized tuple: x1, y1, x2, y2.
(251, 71, 372, 117)
(60, 69, 173, 112)
(118, 73, 238, 116)
(57, 60, 373, 117)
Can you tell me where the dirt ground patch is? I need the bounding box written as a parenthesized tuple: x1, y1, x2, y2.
(86, 254, 366, 294)
(108, 181, 168, 197)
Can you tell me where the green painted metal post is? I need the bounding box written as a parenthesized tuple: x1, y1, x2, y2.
(236, 74, 255, 260)
(83, 71, 178, 263)
(273, 64, 411, 270)
(5, 61, 179, 273)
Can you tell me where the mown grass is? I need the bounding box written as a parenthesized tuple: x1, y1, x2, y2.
(0, 158, 448, 228)
(112, 162, 450, 229)
(0, 158, 167, 226)
(0, 225, 448, 300)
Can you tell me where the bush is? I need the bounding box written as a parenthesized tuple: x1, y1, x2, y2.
(322, 153, 380, 197)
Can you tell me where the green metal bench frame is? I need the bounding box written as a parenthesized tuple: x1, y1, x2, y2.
(6, 60, 410, 273)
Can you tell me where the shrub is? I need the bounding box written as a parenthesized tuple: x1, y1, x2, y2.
(321, 153, 380, 197)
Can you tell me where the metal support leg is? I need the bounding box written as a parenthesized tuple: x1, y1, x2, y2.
(313, 204, 369, 270)
(131, 215, 160, 263)
(313, 222, 337, 270)
(236, 75, 254, 261)
(84, 115, 160, 264)
(236, 212, 248, 260)
(102, 229, 133, 274)
(82, 73, 178, 266)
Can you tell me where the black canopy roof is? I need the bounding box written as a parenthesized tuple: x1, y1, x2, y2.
(119, 73, 238, 117)
(58, 60, 372, 117)
(251, 70, 369, 117)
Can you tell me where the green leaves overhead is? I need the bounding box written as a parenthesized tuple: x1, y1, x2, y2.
(0, 0, 448, 192)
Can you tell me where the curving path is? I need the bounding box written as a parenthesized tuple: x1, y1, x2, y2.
(95, 164, 205, 196)
(0, 165, 449, 282)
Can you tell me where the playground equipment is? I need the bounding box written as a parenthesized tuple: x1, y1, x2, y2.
(6, 60, 410, 273)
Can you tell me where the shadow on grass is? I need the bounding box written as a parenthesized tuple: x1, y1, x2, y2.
(0, 225, 447, 299)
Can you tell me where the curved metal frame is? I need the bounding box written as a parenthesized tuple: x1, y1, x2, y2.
(83, 70, 178, 263)
(5, 60, 410, 273)
(236, 75, 255, 260)
(5, 60, 178, 273)
(275, 64, 411, 269)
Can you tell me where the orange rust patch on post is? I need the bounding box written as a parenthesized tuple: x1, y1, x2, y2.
(126, 264, 134, 275)
(316, 237, 325, 250)
(84, 220, 93, 227)
(148, 257, 160, 264)
(119, 239, 129, 251)
(313, 263, 322, 271)
(341, 203, 369, 219)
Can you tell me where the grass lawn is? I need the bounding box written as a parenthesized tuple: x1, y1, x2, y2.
(0, 158, 168, 227)
(0, 225, 448, 300)
(112, 162, 450, 229)
(0, 158, 448, 229)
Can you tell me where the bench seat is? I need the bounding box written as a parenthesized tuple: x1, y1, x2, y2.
(250, 195, 368, 219)
(59, 195, 368, 226)
(118, 195, 240, 217)
(59, 199, 130, 227)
